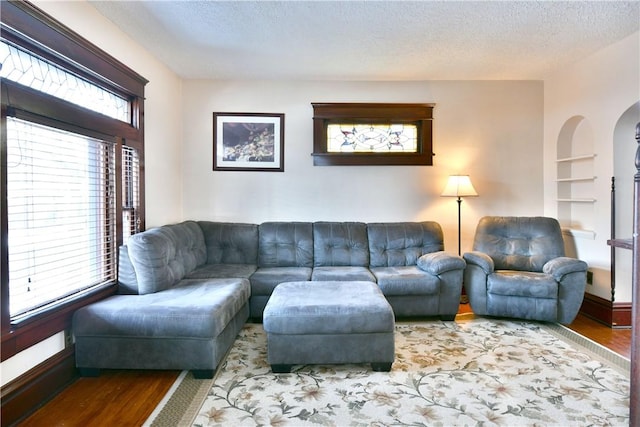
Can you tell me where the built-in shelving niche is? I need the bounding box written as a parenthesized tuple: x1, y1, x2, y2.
(556, 116, 596, 238)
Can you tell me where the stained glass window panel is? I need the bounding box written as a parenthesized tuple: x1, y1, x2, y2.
(0, 41, 130, 122)
(327, 124, 418, 153)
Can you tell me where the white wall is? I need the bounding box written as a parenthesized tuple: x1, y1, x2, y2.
(543, 31, 640, 302)
(182, 80, 544, 253)
(1, 0, 183, 387)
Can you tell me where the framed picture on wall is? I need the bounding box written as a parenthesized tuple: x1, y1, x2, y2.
(213, 112, 285, 172)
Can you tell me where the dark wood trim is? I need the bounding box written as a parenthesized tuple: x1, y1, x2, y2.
(311, 103, 435, 120)
(579, 292, 632, 328)
(311, 103, 435, 166)
(1, 91, 8, 339)
(1, 1, 147, 97)
(1, 284, 116, 362)
(1, 346, 77, 427)
(136, 97, 146, 233)
(613, 302, 633, 328)
(311, 152, 434, 166)
(2, 80, 142, 143)
(608, 238, 633, 250)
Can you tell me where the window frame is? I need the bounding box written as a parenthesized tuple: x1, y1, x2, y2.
(311, 103, 435, 166)
(1, 0, 147, 361)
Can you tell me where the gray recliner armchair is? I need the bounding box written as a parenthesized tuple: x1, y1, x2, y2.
(463, 216, 587, 324)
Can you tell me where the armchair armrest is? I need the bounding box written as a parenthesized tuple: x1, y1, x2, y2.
(462, 251, 494, 274)
(543, 257, 588, 281)
(417, 251, 466, 275)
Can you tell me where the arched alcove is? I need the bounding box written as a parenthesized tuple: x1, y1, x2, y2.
(612, 101, 640, 303)
(556, 116, 595, 233)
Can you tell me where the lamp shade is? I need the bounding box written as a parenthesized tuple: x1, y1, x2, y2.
(441, 175, 478, 197)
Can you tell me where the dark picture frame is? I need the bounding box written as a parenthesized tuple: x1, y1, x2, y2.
(213, 112, 285, 171)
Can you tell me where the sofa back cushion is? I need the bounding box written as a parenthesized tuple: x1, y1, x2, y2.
(258, 222, 313, 267)
(198, 221, 258, 265)
(367, 222, 444, 267)
(472, 216, 565, 272)
(126, 220, 206, 294)
(313, 222, 369, 267)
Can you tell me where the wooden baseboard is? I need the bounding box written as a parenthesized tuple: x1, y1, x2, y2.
(1, 346, 77, 426)
(579, 292, 632, 328)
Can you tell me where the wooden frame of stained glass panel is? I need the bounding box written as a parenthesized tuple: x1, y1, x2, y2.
(311, 103, 435, 166)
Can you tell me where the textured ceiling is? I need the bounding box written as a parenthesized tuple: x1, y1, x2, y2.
(89, 1, 640, 81)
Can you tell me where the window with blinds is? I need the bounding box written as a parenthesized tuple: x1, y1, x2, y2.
(1, 1, 146, 358)
(6, 118, 117, 319)
(122, 146, 141, 243)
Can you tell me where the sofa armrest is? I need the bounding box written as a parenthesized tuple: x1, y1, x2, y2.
(417, 251, 466, 275)
(543, 257, 588, 281)
(462, 251, 494, 274)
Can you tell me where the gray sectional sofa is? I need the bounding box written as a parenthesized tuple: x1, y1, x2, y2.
(73, 220, 465, 378)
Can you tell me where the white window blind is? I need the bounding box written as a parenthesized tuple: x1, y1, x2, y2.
(122, 145, 140, 243)
(6, 117, 117, 319)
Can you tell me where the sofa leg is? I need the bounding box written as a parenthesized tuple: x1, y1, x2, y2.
(192, 369, 214, 379)
(271, 364, 292, 373)
(371, 362, 392, 372)
(440, 314, 456, 321)
(78, 368, 100, 377)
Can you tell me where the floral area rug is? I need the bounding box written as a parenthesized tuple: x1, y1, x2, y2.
(192, 316, 630, 426)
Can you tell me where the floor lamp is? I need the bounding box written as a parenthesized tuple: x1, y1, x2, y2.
(442, 175, 478, 304)
(441, 175, 478, 256)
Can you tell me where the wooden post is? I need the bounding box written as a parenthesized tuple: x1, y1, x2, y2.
(631, 121, 640, 427)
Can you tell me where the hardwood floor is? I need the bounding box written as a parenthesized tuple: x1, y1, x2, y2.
(17, 369, 181, 427)
(17, 307, 631, 427)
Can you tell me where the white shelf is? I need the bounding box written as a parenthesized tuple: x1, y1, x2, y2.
(557, 198, 596, 203)
(562, 228, 596, 240)
(556, 154, 597, 163)
(556, 176, 597, 182)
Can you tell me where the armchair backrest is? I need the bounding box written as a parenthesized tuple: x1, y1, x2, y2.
(472, 216, 565, 272)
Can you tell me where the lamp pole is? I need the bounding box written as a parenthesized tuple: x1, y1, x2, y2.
(456, 196, 462, 256)
(441, 175, 478, 256)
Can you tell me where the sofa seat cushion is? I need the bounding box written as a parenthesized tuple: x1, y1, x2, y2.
(488, 271, 558, 299)
(486, 294, 557, 322)
(73, 278, 250, 339)
(250, 267, 313, 295)
(311, 266, 375, 282)
(186, 263, 257, 279)
(370, 266, 439, 296)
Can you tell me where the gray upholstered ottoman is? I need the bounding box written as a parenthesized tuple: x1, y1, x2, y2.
(263, 281, 395, 373)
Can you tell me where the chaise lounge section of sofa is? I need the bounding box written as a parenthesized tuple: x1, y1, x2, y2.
(73, 221, 251, 379)
(73, 220, 465, 377)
